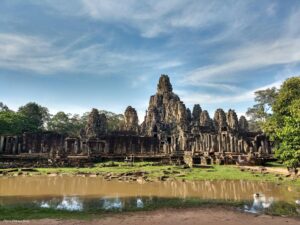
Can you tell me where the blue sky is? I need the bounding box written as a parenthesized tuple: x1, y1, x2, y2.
(1, 0, 300, 121)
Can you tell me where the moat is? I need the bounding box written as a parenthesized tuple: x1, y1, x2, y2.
(0, 176, 299, 215)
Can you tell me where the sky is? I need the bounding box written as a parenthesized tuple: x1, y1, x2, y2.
(1, 0, 300, 121)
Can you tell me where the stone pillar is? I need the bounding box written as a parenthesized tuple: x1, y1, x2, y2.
(261, 140, 266, 154)
(17, 142, 21, 154)
(219, 135, 222, 152)
(0, 136, 4, 154)
(12, 136, 17, 154)
(265, 140, 271, 154)
(222, 134, 226, 152)
(104, 141, 109, 154)
(230, 136, 234, 153)
(241, 140, 244, 153)
(237, 140, 242, 153)
(22, 133, 27, 153)
(64, 140, 68, 154)
(226, 135, 230, 153)
(74, 140, 78, 154)
(5, 137, 10, 154)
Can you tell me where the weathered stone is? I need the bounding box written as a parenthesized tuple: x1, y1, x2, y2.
(192, 104, 202, 122)
(199, 110, 213, 129)
(214, 108, 227, 132)
(227, 109, 239, 132)
(186, 108, 192, 124)
(85, 108, 107, 138)
(123, 106, 139, 133)
(239, 116, 249, 132)
(157, 74, 173, 94)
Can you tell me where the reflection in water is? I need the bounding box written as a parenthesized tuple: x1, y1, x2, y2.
(101, 197, 123, 210)
(56, 197, 83, 211)
(137, 198, 144, 208)
(36, 196, 145, 211)
(244, 193, 274, 213)
(0, 176, 299, 214)
(39, 197, 83, 211)
(0, 176, 299, 202)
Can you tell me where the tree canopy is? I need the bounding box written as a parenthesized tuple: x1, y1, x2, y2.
(246, 87, 278, 131)
(0, 102, 125, 137)
(18, 102, 50, 132)
(265, 77, 300, 169)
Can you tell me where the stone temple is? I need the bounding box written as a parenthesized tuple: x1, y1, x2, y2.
(0, 75, 272, 166)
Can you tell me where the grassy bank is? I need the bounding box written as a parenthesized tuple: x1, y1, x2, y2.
(1, 162, 299, 186)
(0, 198, 299, 220)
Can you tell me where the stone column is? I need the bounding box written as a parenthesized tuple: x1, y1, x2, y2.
(261, 140, 266, 154)
(0, 136, 4, 154)
(230, 136, 234, 153)
(218, 135, 222, 152)
(17, 142, 21, 154)
(12, 136, 18, 154)
(22, 133, 27, 153)
(64, 140, 68, 154)
(240, 140, 244, 153)
(74, 140, 78, 154)
(226, 135, 230, 153)
(237, 140, 242, 153)
(222, 134, 226, 152)
(5, 137, 10, 154)
(104, 141, 109, 154)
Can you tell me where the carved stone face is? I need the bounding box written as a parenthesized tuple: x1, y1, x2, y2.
(157, 75, 173, 94)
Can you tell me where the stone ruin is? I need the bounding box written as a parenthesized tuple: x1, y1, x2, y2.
(0, 75, 272, 166)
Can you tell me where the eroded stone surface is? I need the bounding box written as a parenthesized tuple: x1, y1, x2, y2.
(123, 106, 139, 133)
(85, 108, 107, 138)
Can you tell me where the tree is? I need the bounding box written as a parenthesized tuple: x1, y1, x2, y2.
(0, 102, 9, 112)
(246, 87, 278, 131)
(99, 110, 124, 131)
(0, 110, 33, 135)
(267, 77, 300, 170)
(18, 102, 50, 132)
(274, 99, 300, 170)
(47, 112, 85, 136)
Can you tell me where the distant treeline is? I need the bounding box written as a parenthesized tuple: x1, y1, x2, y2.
(0, 102, 124, 137)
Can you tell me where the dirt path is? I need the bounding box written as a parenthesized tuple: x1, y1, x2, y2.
(0, 208, 299, 225)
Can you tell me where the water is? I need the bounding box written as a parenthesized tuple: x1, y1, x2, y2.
(0, 176, 299, 214)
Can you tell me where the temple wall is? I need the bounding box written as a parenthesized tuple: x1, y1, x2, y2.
(189, 132, 270, 155)
(0, 131, 271, 160)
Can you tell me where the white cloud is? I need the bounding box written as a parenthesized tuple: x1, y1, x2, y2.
(39, 0, 255, 38)
(183, 37, 300, 85)
(0, 33, 183, 75)
(0, 33, 73, 74)
(178, 79, 284, 114)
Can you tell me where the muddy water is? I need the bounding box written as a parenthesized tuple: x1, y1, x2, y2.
(0, 176, 299, 202)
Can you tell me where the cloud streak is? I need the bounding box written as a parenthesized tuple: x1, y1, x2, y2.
(0, 33, 183, 75)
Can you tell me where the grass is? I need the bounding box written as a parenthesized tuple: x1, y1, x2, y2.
(1, 162, 299, 185)
(0, 198, 299, 220)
